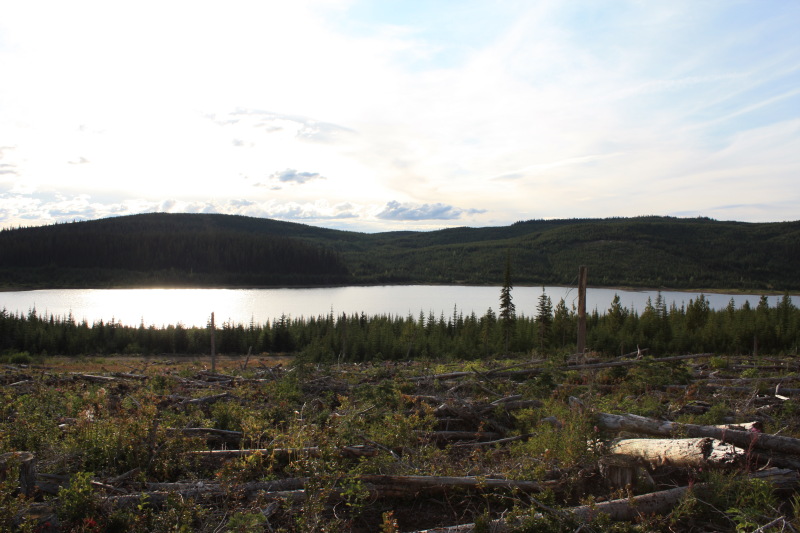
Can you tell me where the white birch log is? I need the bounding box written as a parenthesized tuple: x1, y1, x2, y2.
(608, 437, 742, 468)
(595, 412, 800, 456)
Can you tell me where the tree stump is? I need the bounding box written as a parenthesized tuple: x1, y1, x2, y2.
(0, 451, 36, 497)
(598, 454, 639, 490)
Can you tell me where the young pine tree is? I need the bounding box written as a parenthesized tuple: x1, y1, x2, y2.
(499, 252, 516, 353)
(536, 287, 553, 351)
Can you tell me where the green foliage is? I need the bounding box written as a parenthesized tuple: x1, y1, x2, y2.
(509, 400, 599, 478)
(107, 492, 209, 532)
(679, 402, 731, 425)
(670, 472, 779, 531)
(9, 352, 33, 364)
(56, 471, 100, 526)
(3, 213, 800, 290)
(3, 289, 800, 359)
(224, 510, 268, 532)
(0, 456, 35, 532)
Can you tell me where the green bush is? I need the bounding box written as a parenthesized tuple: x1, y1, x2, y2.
(9, 352, 32, 365)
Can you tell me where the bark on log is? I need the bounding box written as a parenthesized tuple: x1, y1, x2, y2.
(598, 454, 640, 489)
(559, 353, 716, 371)
(608, 437, 742, 468)
(108, 474, 556, 510)
(359, 475, 551, 493)
(183, 445, 379, 461)
(418, 430, 502, 443)
(71, 373, 118, 383)
(669, 384, 800, 397)
(596, 412, 800, 456)
(409, 468, 798, 532)
(168, 427, 243, 443)
(180, 393, 231, 405)
(453, 433, 536, 448)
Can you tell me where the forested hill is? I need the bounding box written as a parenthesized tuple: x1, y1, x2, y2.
(1, 213, 799, 291)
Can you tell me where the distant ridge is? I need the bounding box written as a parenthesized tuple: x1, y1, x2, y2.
(1, 213, 799, 291)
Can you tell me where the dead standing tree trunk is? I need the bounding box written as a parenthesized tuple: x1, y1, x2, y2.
(210, 312, 216, 373)
(577, 265, 587, 356)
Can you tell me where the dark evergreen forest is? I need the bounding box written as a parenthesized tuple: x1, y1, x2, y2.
(1, 212, 799, 290)
(0, 214, 350, 286)
(2, 291, 797, 360)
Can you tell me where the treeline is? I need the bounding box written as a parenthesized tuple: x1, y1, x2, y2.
(2, 292, 798, 360)
(0, 214, 351, 287)
(343, 217, 800, 289)
(3, 213, 800, 290)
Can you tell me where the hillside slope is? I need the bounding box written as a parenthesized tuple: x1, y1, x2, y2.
(1, 213, 798, 290)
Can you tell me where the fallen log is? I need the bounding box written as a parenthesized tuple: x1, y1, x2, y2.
(108, 474, 556, 510)
(359, 474, 551, 494)
(596, 412, 800, 456)
(145, 477, 307, 492)
(145, 475, 551, 495)
(608, 437, 742, 468)
(180, 392, 231, 405)
(453, 433, 536, 448)
(565, 467, 798, 521)
(183, 445, 379, 461)
(409, 468, 798, 532)
(559, 353, 716, 371)
(418, 430, 502, 443)
(669, 383, 800, 397)
(168, 427, 243, 442)
(70, 373, 118, 383)
(480, 400, 543, 413)
(409, 361, 547, 382)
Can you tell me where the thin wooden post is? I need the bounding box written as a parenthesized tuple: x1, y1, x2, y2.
(577, 266, 587, 354)
(210, 312, 216, 373)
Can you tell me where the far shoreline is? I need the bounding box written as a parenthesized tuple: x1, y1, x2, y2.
(2, 282, 797, 297)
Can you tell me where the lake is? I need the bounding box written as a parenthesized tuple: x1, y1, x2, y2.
(0, 286, 788, 328)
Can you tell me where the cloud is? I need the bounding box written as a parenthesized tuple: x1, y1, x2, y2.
(67, 156, 90, 165)
(376, 201, 485, 221)
(269, 168, 325, 185)
(220, 109, 354, 143)
(0, 148, 19, 177)
(0, 164, 18, 176)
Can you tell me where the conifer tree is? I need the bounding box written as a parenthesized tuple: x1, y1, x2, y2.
(499, 251, 516, 353)
(536, 287, 553, 351)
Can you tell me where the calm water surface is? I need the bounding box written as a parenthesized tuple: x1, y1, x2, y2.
(0, 286, 787, 328)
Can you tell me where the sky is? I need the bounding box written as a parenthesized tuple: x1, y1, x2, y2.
(1, 1, 799, 233)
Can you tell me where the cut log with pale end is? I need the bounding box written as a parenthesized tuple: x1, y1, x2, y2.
(598, 454, 640, 489)
(608, 437, 742, 468)
(596, 412, 800, 456)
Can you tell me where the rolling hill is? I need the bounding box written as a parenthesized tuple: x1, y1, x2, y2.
(1, 213, 798, 291)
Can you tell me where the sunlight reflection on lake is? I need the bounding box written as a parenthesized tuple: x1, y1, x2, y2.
(0, 285, 787, 328)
